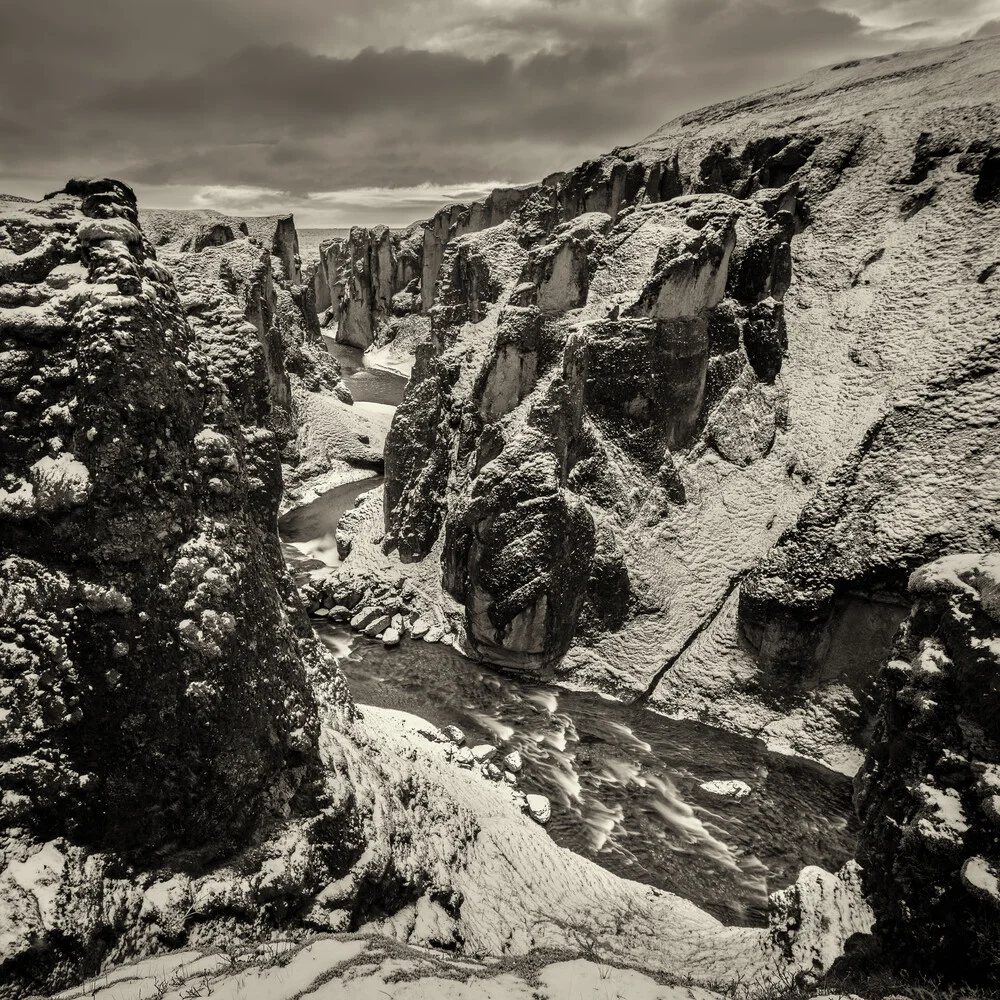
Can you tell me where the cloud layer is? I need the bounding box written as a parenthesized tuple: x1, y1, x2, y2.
(0, 0, 995, 224)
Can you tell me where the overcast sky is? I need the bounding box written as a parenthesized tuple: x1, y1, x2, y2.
(1, 0, 997, 227)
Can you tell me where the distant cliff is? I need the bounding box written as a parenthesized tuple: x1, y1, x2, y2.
(140, 206, 387, 499)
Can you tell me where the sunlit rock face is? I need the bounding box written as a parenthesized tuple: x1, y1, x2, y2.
(854, 554, 1000, 980)
(738, 327, 1000, 692)
(383, 186, 794, 669)
(0, 180, 335, 859)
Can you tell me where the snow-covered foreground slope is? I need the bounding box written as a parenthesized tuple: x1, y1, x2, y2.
(40, 704, 871, 1000)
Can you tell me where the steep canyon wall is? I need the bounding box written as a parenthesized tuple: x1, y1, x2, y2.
(364, 38, 1000, 766)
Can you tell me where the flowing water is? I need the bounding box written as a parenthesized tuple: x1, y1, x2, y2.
(279, 476, 384, 568)
(324, 339, 409, 407)
(316, 627, 858, 927)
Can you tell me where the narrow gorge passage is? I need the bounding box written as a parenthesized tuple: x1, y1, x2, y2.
(280, 469, 858, 928)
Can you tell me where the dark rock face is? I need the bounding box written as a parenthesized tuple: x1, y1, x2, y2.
(383, 192, 795, 669)
(0, 180, 333, 859)
(320, 225, 397, 348)
(168, 239, 294, 429)
(270, 215, 302, 284)
(855, 554, 1000, 980)
(312, 224, 423, 345)
(382, 346, 452, 563)
(183, 221, 235, 252)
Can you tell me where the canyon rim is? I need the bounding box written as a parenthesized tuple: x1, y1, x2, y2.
(1, 12, 1000, 1000)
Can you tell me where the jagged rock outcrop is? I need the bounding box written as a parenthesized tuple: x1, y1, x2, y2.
(854, 554, 1000, 980)
(419, 185, 538, 313)
(315, 225, 407, 347)
(142, 207, 384, 499)
(0, 180, 356, 992)
(383, 192, 793, 669)
(142, 209, 302, 284)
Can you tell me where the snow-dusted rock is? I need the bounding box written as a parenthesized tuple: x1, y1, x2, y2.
(362, 615, 391, 638)
(417, 726, 450, 744)
(0, 180, 355, 992)
(471, 745, 497, 764)
(503, 751, 523, 774)
(525, 794, 552, 825)
(855, 553, 1000, 975)
(768, 862, 874, 973)
(699, 780, 751, 800)
(441, 725, 466, 745)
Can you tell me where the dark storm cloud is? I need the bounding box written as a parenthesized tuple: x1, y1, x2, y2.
(0, 0, 987, 221)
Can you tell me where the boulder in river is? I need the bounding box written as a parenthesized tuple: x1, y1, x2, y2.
(381, 627, 401, 647)
(525, 794, 552, 825)
(363, 616, 391, 638)
(503, 751, 523, 774)
(423, 625, 445, 643)
(350, 606, 384, 630)
(410, 619, 431, 638)
(472, 745, 498, 764)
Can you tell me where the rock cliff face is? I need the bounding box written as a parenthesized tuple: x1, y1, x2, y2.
(311, 186, 538, 350)
(0, 180, 356, 992)
(739, 330, 1000, 696)
(854, 554, 1000, 980)
(313, 224, 423, 348)
(364, 38, 1000, 763)
(141, 207, 385, 501)
(383, 193, 793, 668)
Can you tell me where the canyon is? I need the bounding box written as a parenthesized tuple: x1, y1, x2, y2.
(0, 35, 998, 1000)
